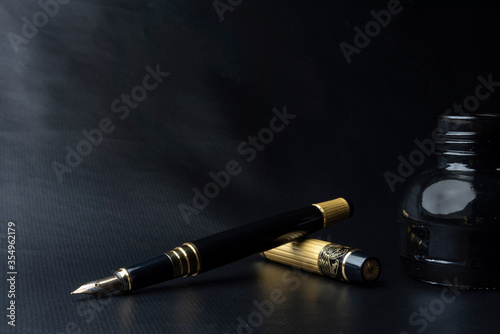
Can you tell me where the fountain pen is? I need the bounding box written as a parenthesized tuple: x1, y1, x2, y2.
(72, 198, 352, 296)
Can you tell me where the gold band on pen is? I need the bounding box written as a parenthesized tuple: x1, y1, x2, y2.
(115, 268, 132, 292)
(341, 249, 357, 282)
(165, 243, 202, 279)
(176, 246, 191, 277)
(313, 198, 351, 228)
(165, 248, 184, 277)
(183, 242, 201, 276)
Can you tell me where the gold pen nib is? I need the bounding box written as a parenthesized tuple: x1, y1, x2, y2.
(71, 275, 123, 296)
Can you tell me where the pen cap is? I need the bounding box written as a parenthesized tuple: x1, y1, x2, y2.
(262, 238, 381, 283)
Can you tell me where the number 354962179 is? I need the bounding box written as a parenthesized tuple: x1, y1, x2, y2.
(7, 222, 16, 268)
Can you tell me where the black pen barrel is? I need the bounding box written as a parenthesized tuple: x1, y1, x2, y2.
(193, 206, 323, 272)
(125, 255, 175, 290)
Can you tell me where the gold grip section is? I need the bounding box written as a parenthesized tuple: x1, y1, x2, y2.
(165, 242, 201, 278)
(262, 238, 357, 282)
(313, 198, 351, 228)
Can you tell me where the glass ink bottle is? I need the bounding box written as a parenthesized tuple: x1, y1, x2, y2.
(400, 113, 500, 288)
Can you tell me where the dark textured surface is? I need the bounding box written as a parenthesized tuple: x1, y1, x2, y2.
(1, 1, 500, 333)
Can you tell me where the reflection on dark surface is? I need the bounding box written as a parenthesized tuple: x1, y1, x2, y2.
(421, 180, 476, 215)
(398, 278, 471, 334)
(254, 261, 351, 329)
(118, 298, 136, 331)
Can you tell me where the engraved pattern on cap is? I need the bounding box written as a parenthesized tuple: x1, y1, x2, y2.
(318, 245, 350, 280)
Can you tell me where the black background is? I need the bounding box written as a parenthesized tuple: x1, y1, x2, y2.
(1, 1, 500, 333)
